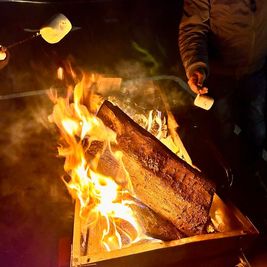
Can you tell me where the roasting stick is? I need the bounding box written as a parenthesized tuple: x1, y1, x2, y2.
(0, 32, 40, 66)
(0, 14, 73, 100)
(6, 32, 41, 50)
(0, 89, 50, 100)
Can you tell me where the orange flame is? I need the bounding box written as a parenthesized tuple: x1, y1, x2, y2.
(49, 71, 192, 252)
(49, 74, 144, 251)
(57, 67, 64, 80)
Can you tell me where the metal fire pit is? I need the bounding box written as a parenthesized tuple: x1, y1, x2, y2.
(71, 194, 258, 267)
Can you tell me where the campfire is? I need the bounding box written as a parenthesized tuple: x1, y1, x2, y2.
(49, 72, 258, 266)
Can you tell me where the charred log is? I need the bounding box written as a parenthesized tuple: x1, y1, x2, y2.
(95, 100, 215, 236)
(129, 196, 185, 240)
(85, 142, 184, 241)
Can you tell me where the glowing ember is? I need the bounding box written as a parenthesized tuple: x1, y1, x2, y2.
(49, 75, 145, 251)
(57, 67, 64, 80)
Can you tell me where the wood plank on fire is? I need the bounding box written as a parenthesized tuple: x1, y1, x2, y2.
(129, 196, 185, 240)
(96, 100, 215, 236)
(85, 143, 184, 241)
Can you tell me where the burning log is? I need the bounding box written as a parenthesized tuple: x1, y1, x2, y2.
(95, 100, 215, 236)
(85, 142, 184, 241)
(129, 196, 185, 240)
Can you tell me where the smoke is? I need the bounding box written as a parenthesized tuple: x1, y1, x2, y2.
(99, 59, 193, 121)
(0, 97, 52, 163)
(114, 59, 150, 79)
(0, 95, 73, 267)
(0, 95, 72, 199)
(0, 56, 192, 266)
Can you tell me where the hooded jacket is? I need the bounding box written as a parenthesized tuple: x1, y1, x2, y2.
(179, 0, 267, 78)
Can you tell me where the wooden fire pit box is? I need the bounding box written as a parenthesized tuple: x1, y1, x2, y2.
(71, 194, 258, 267)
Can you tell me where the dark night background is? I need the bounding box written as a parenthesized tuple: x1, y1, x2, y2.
(0, 1, 266, 266)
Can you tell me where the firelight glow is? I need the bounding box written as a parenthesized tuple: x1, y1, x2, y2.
(49, 74, 145, 251)
(49, 72, 192, 252)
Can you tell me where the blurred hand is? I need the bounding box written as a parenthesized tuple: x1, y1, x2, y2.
(188, 68, 208, 95)
(0, 46, 9, 70)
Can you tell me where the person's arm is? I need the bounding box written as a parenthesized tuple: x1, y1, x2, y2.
(179, 0, 210, 94)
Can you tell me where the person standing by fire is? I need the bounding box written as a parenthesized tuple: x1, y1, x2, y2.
(179, 0, 267, 184)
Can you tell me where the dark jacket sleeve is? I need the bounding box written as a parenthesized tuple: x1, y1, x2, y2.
(179, 0, 210, 78)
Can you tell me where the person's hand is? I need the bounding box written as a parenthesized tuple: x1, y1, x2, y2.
(0, 46, 9, 70)
(188, 68, 208, 95)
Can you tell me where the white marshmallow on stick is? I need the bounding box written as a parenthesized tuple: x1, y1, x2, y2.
(40, 13, 72, 44)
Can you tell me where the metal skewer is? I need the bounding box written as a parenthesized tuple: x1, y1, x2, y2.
(7, 32, 41, 50)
